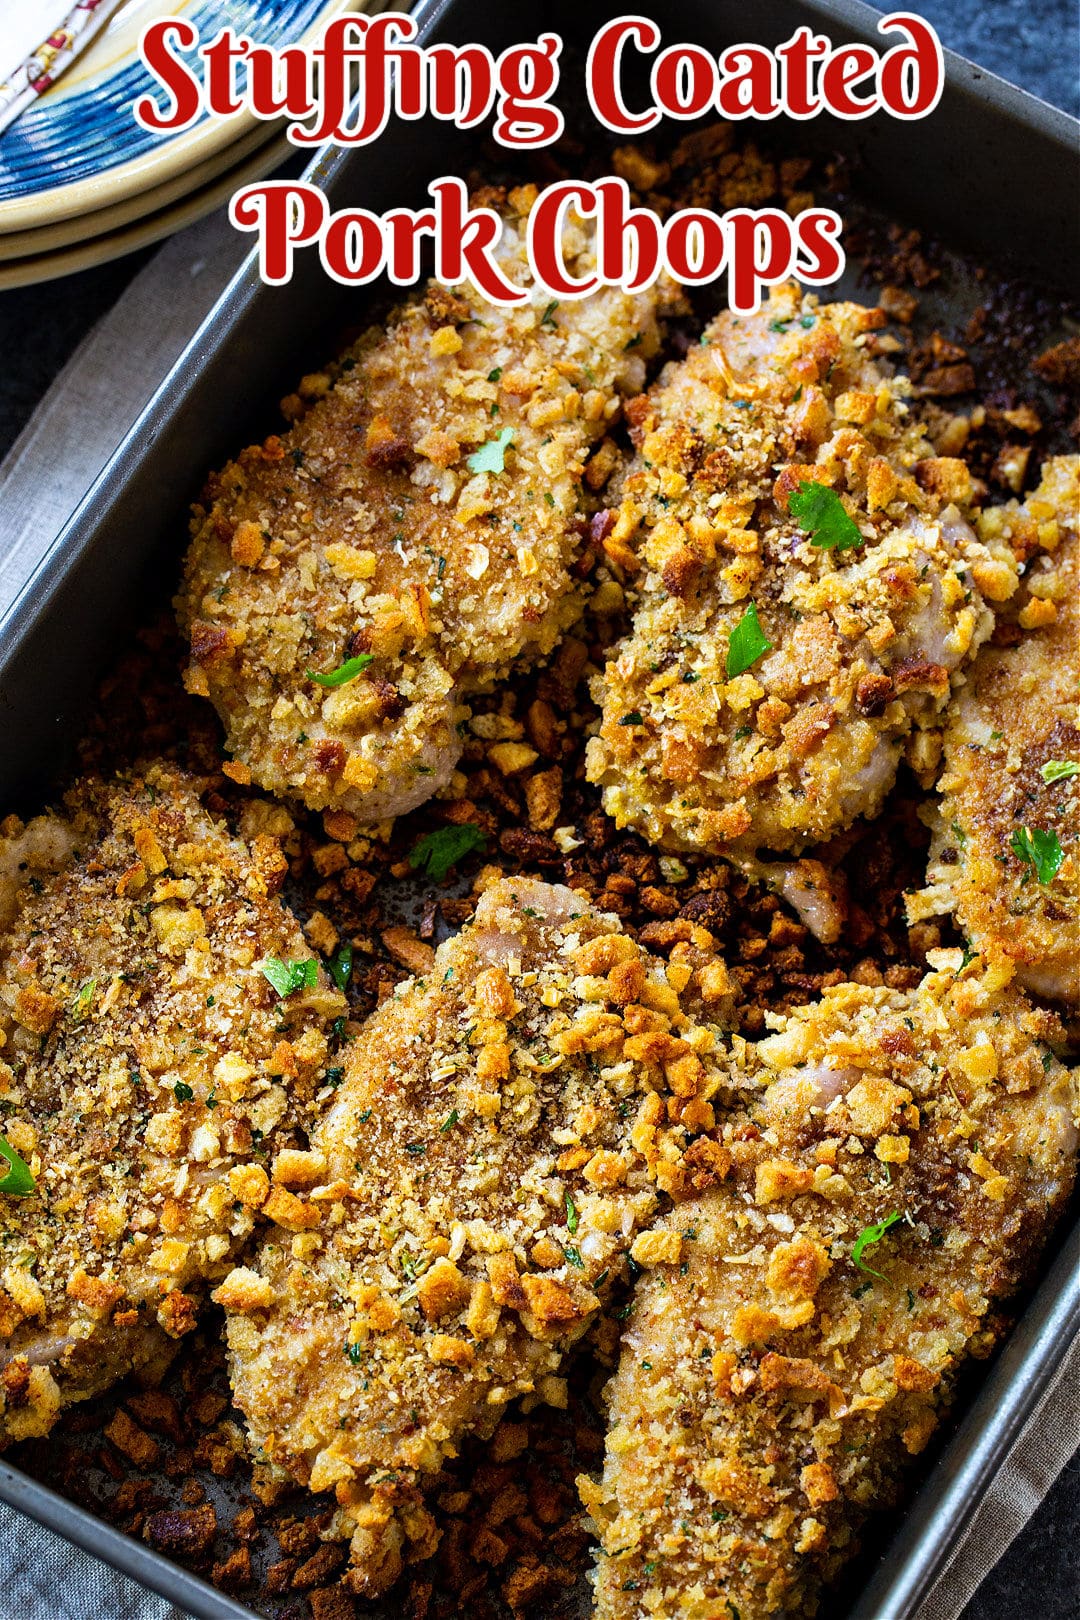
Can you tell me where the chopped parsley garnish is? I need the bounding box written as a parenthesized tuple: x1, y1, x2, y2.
(788, 480, 864, 552)
(325, 1067, 345, 1088)
(306, 654, 373, 688)
(726, 602, 773, 678)
(564, 1245, 585, 1269)
(260, 956, 319, 998)
(174, 1080, 194, 1102)
(852, 1210, 902, 1280)
(408, 824, 488, 882)
(439, 1109, 459, 1133)
(467, 426, 514, 475)
(619, 711, 644, 727)
(540, 300, 559, 328)
(405, 1142, 426, 1156)
(0, 1136, 35, 1197)
(344, 1339, 363, 1365)
(1009, 825, 1064, 885)
(487, 367, 502, 382)
(565, 1192, 579, 1235)
(72, 978, 97, 1022)
(329, 944, 353, 993)
(1042, 759, 1079, 784)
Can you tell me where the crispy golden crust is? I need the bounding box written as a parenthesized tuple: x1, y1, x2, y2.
(219, 877, 743, 1596)
(178, 187, 669, 824)
(0, 766, 344, 1444)
(588, 284, 1017, 856)
(582, 954, 1077, 1619)
(910, 457, 1080, 1004)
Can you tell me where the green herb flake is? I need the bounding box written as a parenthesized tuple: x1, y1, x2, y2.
(1009, 825, 1064, 885)
(260, 956, 319, 998)
(173, 1080, 194, 1102)
(565, 1192, 579, 1235)
(788, 480, 864, 552)
(72, 978, 97, 1022)
(439, 1109, 459, 1133)
(852, 1210, 902, 1280)
(1041, 759, 1080, 784)
(564, 1245, 585, 1269)
(487, 367, 502, 383)
(325, 1066, 345, 1089)
(467, 426, 514, 475)
(306, 654, 373, 688)
(344, 1339, 363, 1365)
(408, 824, 488, 883)
(329, 944, 353, 994)
(540, 300, 559, 328)
(619, 711, 644, 727)
(0, 1136, 35, 1197)
(726, 602, 773, 678)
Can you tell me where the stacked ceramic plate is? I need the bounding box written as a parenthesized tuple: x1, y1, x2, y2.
(0, 0, 389, 288)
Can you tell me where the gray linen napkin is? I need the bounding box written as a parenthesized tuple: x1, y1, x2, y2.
(0, 1500, 186, 1619)
(0, 202, 1075, 1620)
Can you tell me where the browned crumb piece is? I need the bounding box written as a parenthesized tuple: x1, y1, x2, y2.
(218, 878, 744, 1597)
(910, 457, 1080, 1003)
(178, 187, 674, 826)
(0, 764, 345, 1445)
(104, 1410, 160, 1470)
(145, 1502, 218, 1562)
(588, 283, 1016, 858)
(583, 954, 1077, 1618)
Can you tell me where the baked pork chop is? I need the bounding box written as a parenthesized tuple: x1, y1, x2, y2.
(581, 952, 1077, 1618)
(588, 283, 1017, 861)
(909, 456, 1079, 1004)
(179, 187, 671, 825)
(0, 765, 344, 1443)
(217, 877, 740, 1596)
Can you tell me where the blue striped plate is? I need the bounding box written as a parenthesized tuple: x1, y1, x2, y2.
(0, 0, 361, 212)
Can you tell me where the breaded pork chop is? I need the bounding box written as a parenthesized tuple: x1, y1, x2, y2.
(910, 457, 1079, 1004)
(179, 187, 670, 825)
(217, 878, 741, 1597)
(588, 283, 1017, 859)
(581, 953, 1077, 1619)
(0, 765, 344, 1444)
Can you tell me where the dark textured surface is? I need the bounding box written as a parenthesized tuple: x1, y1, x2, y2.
(0, 3, 1077, 1616)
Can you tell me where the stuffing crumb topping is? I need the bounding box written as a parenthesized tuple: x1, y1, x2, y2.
(909, 455, 1080, 1005)
(588, 283, 1019, 856)
(178, 187, 678, 826)
(218, 876, 747, 1597)
(0, 765, 344, 1444)
(581, 952, 1078, 1618)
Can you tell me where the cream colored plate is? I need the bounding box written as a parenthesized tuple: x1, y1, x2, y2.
(0, 0, 368, 236)
(0, 120, 280, 261)
(0, 127, 288, 287)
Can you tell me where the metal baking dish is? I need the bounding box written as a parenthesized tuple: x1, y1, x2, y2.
(0, 0, 1076, 1615)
